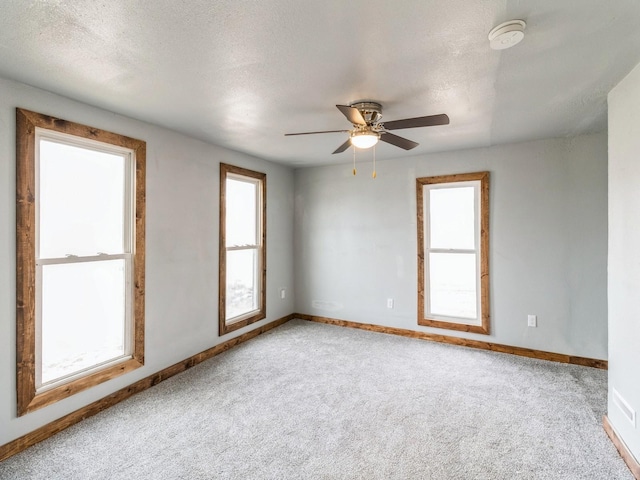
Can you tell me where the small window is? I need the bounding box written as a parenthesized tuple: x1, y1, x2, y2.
(219, 163, 266, 335)
(416, 172, 490, 334)
(16, 109, 145, 415)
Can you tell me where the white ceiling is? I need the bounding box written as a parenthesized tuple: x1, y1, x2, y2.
(1, 0, 640, 167)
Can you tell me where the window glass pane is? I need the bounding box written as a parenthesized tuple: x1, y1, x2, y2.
(226, 248, 259, 320)
(226, 177, 257, 247)
(428, 252, 477, 319)
(39, 139, 126, 258)
(40, 259, 126, 385)
(429, 186, 475, 249)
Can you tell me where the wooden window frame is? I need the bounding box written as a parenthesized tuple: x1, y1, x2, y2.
(16, 108, 146, 416)
(416, 171, 490, 335)
(219, 163, 267, 336)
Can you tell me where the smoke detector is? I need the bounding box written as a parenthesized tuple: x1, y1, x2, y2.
(488, 20, 526, 50)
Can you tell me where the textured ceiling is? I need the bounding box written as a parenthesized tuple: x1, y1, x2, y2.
(1, 0, 640, 167)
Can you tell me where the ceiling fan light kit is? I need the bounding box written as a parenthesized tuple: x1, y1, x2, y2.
(488, 20, 526, 50)
(350, 129, 380, 149)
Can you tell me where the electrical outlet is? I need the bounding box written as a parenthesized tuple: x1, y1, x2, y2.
(527, 314, 537, 327)
(387, 298, 394, 309)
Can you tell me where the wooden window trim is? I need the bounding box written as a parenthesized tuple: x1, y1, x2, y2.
(416, 171, 490, 335)
(16, 108, 146, 416)
(219, 163, 267, 336)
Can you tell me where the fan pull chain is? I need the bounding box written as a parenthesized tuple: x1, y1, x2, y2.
(372, 145, 377, 178)
(352, 145, 357, 176)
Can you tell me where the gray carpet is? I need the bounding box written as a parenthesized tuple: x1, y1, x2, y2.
(0, 319, 632, 479)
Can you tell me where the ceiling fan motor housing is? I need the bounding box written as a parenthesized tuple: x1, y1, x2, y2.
(350, 101, 383, 125)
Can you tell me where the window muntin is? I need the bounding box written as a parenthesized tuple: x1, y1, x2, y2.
(16, 108, 145, 415)
(219, 164, 266, 335)
(417, 172, 490, 335)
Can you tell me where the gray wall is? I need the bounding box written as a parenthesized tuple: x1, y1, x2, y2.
(294, 133, 608, 359)
(0, 77, 295, 445)
(0, 73, 612, 449)
(608, 62, 640, 461)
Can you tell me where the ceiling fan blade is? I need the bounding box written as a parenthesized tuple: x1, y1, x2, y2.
(285, 129, 350, 136)
(380, 132, 419, 150)
(336, 105, 366, 125)
(383, 113, 449, 130)
(332, 138, 352, 154)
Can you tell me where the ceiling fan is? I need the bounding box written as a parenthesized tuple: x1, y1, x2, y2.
(285, 101, 449, 154)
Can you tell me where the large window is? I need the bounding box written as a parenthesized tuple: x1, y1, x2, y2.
(16, 109, 145, 415)
(219, 163, 266, 335)
(416, 172, 490, 334)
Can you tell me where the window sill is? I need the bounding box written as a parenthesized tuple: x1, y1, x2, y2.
(418, 317, 490, 335)
(18, 356, 143, 416)
(219, 310, 266, 336)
